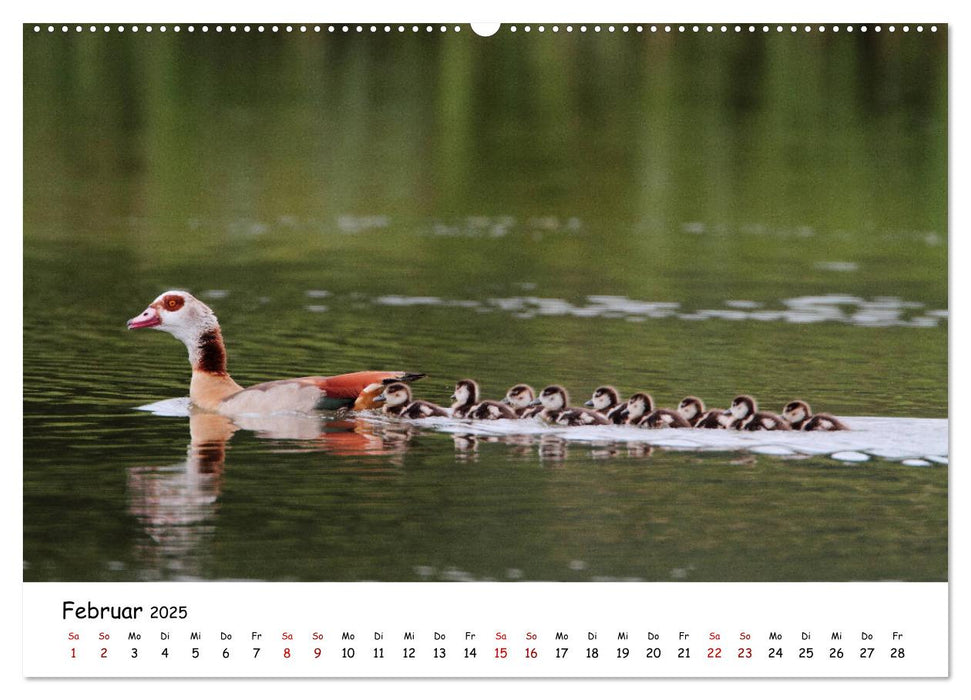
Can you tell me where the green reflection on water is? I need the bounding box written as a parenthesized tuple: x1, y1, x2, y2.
(23, 27, 946, 582)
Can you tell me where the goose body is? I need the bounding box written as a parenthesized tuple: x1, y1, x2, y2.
(615, 392, 652, 425)
(782, 400, 848, 431)
(400, 401, 451, 419)
(623, 393, 691, 428)
(639, 408, 692, 429)
(128, 291, 422, 415)
(741, 413, 793, 431)
(698, 410, 734, 429)
(450, 379, 479, 418)
(376, 382, 449, 419)
(450, 379, 519, 420)
(678, 396, 729, 429)
(584, 386, 628, 425)
(502, 384, 543, 418)
(530, 385, 609, 426)
(469, 400, 519, 420)
(726, 395, 792, 431)
(353, 375, 427, 411)
(555, 407, 611, 427)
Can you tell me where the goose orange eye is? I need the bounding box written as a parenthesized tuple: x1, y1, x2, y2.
(162, 295, 185, 311)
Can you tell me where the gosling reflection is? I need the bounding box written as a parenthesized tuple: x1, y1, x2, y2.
(453, 434, 479, 462)
(539, 434, 569, 463)
(626, 442, 654, 459)
(450, 431, 654, 464)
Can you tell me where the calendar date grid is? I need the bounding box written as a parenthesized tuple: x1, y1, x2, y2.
(25, 582, 946, 678)
(63, 626, 913, 669)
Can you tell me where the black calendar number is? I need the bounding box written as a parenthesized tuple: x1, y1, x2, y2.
(860, 647, 874, 658)
(829, 648, 843, 658)
(678, 648, 690, 658)
(150, 605, 188, 620)
(434, 647, 446, 659)
(161, 647, 168, 658)
(645, 647, 661, 659)
(464, 648, 477, 658)
(799, 647, 814, 659)
(192, 647, 199, 659)
(223, 648, 230, 659)
(555, 647, 568, 658)
(891, 648, 905, 658)
(617, 647, 629, 659)
(586, 648, 599, 659)
(252, 647, 260, 658)
(768, 648, 783, 658)
(373, 647, 383, 658)
(131, 648, 138, 659)
(342, 647, 355, 659)
(403, 647, 415, 658)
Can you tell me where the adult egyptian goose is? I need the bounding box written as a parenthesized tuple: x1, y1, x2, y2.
(781, 400, 849, 431)
(127, 290, 423, 415)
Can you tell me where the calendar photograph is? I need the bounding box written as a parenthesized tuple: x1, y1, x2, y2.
(23, 22, 947, 593)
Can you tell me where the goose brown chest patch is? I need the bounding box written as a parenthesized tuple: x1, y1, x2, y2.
(196, 329, 228, 375)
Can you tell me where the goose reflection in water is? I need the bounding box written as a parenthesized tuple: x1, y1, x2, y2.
(125, 412, 415, 578)
(126, 407, 659, 576)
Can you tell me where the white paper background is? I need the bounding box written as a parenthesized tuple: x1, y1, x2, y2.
(6, 0, 962, 697)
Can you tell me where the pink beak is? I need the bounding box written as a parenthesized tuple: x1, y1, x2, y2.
(127, 306, 161, 330)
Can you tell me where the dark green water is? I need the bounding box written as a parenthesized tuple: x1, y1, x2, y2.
(23, 26, 947, 582)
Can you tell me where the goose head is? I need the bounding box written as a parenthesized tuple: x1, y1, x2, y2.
(678, 396, 705, 421)
(376, 382, 413, 408)
(727, 394, 757, 420)
(782, 400, 811, 424)
(503, 384, 535, 408)
(530, 385, 569, 411)
(127, 291, 218, 346)
(585, 385, 620, 411)
(623, 392, 654, 422)
(451, 379, 479, 407)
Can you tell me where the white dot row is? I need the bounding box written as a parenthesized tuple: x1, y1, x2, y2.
(508, 24, 938, 34)
(31, 24, 940, 35)
(32, 24, 464, 34)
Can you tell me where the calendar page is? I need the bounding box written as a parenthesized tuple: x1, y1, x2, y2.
(19, 4, 952, 691)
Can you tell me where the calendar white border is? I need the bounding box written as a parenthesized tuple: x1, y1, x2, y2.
(7, 0, 961, 696)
